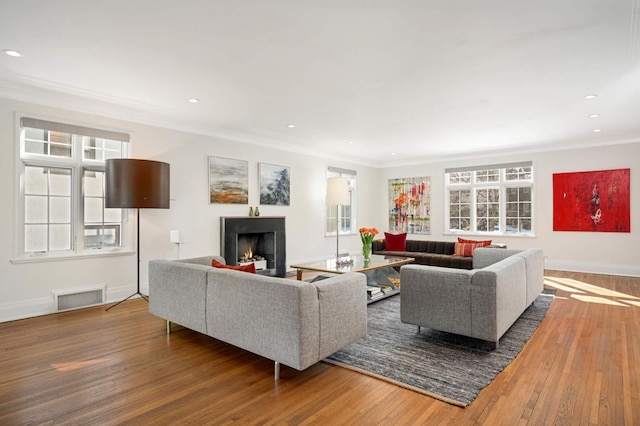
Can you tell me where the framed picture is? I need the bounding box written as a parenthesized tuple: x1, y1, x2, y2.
(553, 168, 630, 232)
(388, 176, 431, 234)
(208, 156, 248, 204)
(259, 163, 290, 205)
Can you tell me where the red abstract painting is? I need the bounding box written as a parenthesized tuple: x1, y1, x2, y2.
(553, 168, 630, 232)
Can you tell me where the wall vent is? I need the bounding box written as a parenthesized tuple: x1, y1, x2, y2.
(53, 285, 106, 312)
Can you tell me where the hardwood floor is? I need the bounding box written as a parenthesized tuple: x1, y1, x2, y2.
(1, 270, 638, 425)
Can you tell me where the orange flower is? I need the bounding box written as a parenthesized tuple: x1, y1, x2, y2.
(359, 227, 379, 244)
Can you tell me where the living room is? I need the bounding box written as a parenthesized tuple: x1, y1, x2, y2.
(1, 1, 639, 423)
(1, 96, 638, 321)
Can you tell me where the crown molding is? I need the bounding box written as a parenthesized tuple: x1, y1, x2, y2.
(2, 75, 638, 169)
(0, 75, 362, 165)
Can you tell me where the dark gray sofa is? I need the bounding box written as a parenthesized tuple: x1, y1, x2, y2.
(372, 239, 473, 269)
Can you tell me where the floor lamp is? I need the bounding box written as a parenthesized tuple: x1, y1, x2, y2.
(105, 159, 170, 311)
(326, 177, 350, 260)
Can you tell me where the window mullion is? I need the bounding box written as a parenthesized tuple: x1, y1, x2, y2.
(470, 185, 476, 233)
(499, 185, 506, 234)
(46, 168, 51, 252)
(76, 165, 84, 252)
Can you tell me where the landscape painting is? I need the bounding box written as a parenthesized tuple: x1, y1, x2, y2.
(553, 168, 630, 232)
(259, 163, 290, 205)
(388, 176, 431, 234)
(209, 156, 248, 204)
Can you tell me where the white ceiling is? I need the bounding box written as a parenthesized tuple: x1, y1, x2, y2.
(1, 0, 639, 167)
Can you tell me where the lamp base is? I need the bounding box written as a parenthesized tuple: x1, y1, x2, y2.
(105, 291, 148, 311)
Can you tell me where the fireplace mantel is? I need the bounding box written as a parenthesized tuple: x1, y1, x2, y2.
(220, 216, 286, 277)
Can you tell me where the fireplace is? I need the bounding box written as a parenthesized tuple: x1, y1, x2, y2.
(220, 216, 286, 277)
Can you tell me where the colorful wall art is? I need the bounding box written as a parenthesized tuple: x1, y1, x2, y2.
(259, 163, 290, 205)
(553, 168, 630, 232)
(389, 176, 431, 234)
(209, 156, 248, 204)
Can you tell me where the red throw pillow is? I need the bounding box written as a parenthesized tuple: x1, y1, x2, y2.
(384, 232, 407, 251)
(212, 259, 257, 274)
(457, 237, 492, 246)
(454, 242, 484, 257)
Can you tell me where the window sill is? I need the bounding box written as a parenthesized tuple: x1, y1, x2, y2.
(325, 232, 357, 238)
(444, 232, 536, 238)
(10, 249, 135, 264)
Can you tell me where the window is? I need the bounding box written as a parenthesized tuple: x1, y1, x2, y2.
(16, 117, 130, 259)
(445, 162, 533, 235)
(326, 167, 357, 236)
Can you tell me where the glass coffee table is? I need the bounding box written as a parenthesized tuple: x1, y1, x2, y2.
(290, 254, 414, 303)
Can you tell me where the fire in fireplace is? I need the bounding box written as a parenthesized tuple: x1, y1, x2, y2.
(237, 234, 268, 271)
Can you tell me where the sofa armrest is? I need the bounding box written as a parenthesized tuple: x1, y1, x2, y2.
(471, 256, 527, 342)
(312, 272, 368, 359)
(513, 249, 545, 305)
(473, 248, 521, 269)
(148, 259, 212, 334)
(400, 265, 475, 335)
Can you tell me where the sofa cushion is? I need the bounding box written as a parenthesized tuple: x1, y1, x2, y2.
(405, 240, 456, 255)
(454, 242, 485, 257)
(384, 232, 407, 251)
(212, 259, 256, 274)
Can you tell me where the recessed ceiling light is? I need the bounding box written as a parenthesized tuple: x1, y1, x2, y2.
(188, 98, 199, 103)
(3, 49, 22, 57)
(391, 152, 396, 156)
(589, 114, 600, 118)
(584, 94, 597, 99)
(593, 129, 602, 132)
(287, 124, 295, 128)
(347, 141, 355, 144)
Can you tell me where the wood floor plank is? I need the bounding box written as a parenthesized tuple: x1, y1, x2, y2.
(1, 270, 639, 424)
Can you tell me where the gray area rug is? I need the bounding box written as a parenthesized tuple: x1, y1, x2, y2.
(324, 290, 554, 407)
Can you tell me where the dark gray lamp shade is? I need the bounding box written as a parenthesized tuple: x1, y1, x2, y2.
(105, 159, 170, 209)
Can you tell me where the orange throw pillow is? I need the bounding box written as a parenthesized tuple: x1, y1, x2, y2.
(457, 237, 492, 246)
(212, 259, 257, 274)
(454, 242, 485, 257)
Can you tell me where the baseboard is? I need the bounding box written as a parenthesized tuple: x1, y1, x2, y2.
(104, 282, 148, 304)
(545, 259, 640, 277)
(0, 282, 148, 323)
(0, 297, 54, 323)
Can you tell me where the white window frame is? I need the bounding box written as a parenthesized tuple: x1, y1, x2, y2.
(444, 162, 534, 237)
(325, 166, 357, 237)
(13, 116, 132, 262)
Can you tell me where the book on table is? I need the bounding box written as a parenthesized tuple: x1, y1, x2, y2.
(368, 291, 385, 300)
(367, 286, 382, 295)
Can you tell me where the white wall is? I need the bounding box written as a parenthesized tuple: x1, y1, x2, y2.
(378, 143, 640, 276)
(1, 97, 639, 322)
(0, 98, 378, 321)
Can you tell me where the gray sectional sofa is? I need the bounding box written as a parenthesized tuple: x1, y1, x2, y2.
(148, 256, 368, 379)
(400, 248, 544, 346)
